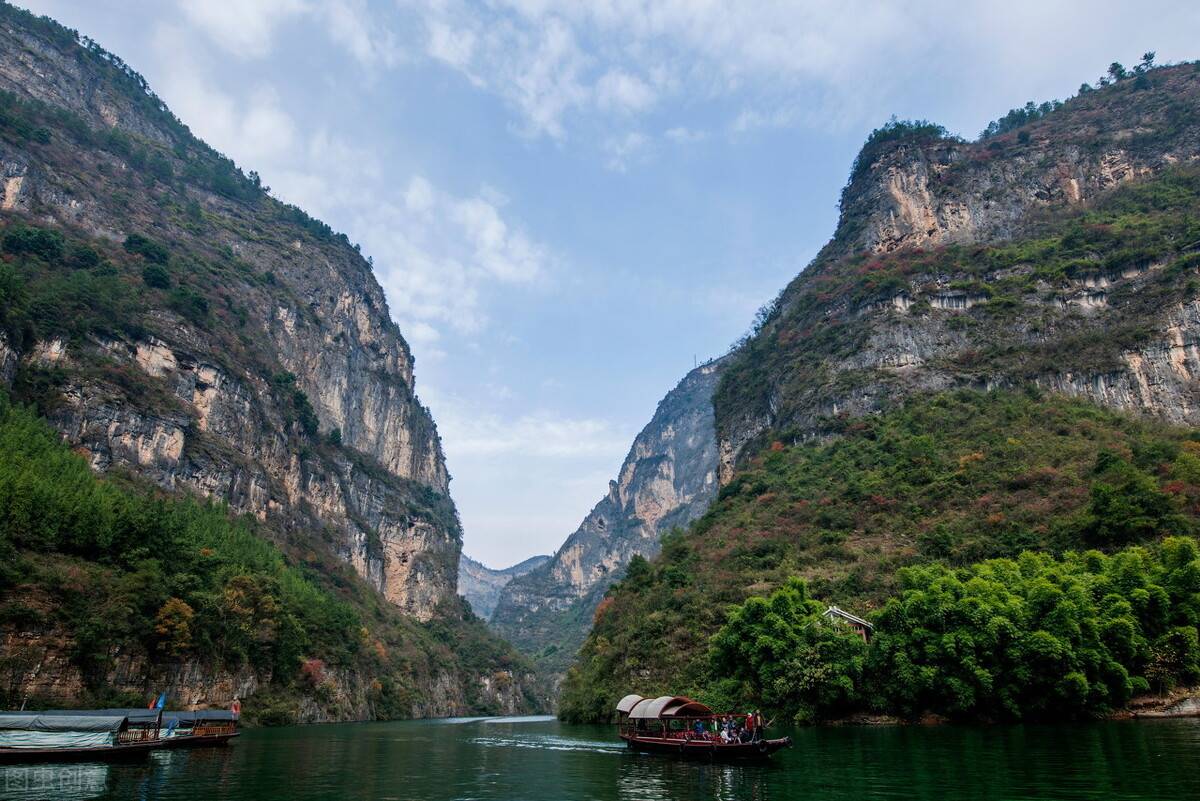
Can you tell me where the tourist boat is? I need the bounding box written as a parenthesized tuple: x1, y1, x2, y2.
(158, 710, 240, 748)
(0, 706, 240, 763)
(41, 708, 240, 749)
(615, 695, 792, 760)
(0, 713, 164, 764)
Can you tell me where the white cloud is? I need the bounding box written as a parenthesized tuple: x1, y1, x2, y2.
(594, 68, 656, 113)
(602, 131, 650, 172)
(176, 0, 400, 65)
(439, 406, 631, 460)
(664, 126, 707, 143)
(177, 0, 308, 59)
(150, 21, 551, 348)
(408, 1, 921, 141)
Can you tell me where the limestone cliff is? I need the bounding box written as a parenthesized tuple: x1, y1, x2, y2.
(0, 4, 538, 720)
(716, 64, 1200, 480)
(458, 554, 550, 620)
(0, 7, 454, 619)
(491, 358, 726, 673)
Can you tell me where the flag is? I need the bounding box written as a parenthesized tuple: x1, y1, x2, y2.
(151, 691, 166, 710)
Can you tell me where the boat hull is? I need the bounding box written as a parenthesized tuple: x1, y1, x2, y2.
(0, 740, 163, 765)
(163, 731, 239, 749)
(620, 733, 791, 760)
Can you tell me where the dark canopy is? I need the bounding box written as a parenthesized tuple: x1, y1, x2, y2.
(0, 714, 127, 733)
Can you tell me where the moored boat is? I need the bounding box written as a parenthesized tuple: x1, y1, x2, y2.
(615, 695, 791, 760)
(0, 713, 163, 764)
(0, 704, 241, 763)
(40, 708, 241, 749)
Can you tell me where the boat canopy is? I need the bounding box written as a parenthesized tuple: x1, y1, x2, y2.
(626, 695, 713, 720)
(615, 694, 644, 714)
(0, 714, 128, 733)
(38, 708, 236, 724)
(0, 713, 129, 750)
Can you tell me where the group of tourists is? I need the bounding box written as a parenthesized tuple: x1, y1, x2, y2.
(686, 711, 766, 744)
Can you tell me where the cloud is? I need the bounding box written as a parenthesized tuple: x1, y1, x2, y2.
(438, 406, 632, 460)
(602, 131, 650, 172)
(176, 0, 400, 65)
(595, 68, 656, 114)
(664, 126, 707, 144)
(408, 1, 920, 141)
(150, 20, 551, 349)
(176, 0, 308, 59)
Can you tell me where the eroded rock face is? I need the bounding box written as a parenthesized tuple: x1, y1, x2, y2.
(0, 18, 458, 622)
(715, 68, 1200, 478)
(491, 358, 727, 669)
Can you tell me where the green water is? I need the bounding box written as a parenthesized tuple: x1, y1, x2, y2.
(3, 715, 1199, 800)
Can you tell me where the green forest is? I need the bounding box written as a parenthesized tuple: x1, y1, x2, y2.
(560, 390, 1200, 723)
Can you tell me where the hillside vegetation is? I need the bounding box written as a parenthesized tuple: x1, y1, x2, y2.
(0, 3, 537, 721)
(0, 391, 533, 720)
(559, 391, 1200, 722)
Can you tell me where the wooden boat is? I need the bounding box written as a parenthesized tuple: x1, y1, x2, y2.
(0, 707, 240, 762)
(615, 695, 791, 760)
(158, 710, 240, 748)
(0, 713, 163, 764)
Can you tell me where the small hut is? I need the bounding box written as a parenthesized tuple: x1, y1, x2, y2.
(822, 605, 874, 643)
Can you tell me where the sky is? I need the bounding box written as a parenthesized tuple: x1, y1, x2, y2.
(14, 0, 1200, 567)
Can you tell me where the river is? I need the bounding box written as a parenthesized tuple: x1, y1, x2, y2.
(3, 715, 1199, 800)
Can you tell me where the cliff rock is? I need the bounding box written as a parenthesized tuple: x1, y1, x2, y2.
(491, 358, 726, 672)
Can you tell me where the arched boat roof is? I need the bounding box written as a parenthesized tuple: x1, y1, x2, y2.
(625, 695, 713, 719)
(615, 694, 643, 714)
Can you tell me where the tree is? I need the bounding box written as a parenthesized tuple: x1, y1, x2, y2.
(710, 577, 867, 721)
(1108, 62, 1128, 82)
(154, 597, 195, 657)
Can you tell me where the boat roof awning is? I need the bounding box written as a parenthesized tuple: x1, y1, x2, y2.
(34, 707, 235, 724)
(626, 695, 713, 719)
(0, 714, 128, 732)
(615, 694, 644, 714)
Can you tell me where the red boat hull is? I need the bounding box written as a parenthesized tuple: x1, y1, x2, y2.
(620, 733, 791, 760)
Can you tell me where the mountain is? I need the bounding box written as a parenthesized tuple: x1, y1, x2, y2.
(560, 61, 1200, 722)
(0, 4, 540, 721)
(490, 358, 726, 676)
(458, 554, 549, 620)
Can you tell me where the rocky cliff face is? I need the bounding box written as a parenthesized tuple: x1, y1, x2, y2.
(458, 554, 550, 620)
(0, 10, 456, 620)
(0, 5, 541, 721)
(491, 358, 726, 671)
(715, 64, 1200, 480)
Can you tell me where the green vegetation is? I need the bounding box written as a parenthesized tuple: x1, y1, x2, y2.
(559, 391, 1200, 723)
(0, 391, 535, 718)
(0, 391, 357, 692)
(699, 540, 1200, 724)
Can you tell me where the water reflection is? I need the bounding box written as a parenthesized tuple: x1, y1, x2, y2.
(616, 756, 771, 801)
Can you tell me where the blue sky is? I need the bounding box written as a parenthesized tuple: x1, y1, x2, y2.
(17, 1, 1199, 567)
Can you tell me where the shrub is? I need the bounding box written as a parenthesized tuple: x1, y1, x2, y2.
(141, 263, 171, 289)
(2, 225, 64, 261)
(123, 233, 169, 265)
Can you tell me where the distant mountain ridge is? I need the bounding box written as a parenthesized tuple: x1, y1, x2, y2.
(458, 554, 550, 620)
(490, 357, 727, 676)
